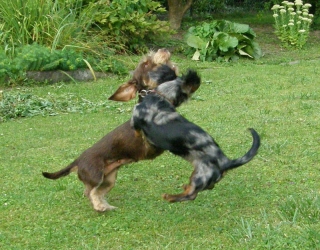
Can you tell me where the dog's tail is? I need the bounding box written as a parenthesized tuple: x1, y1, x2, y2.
(221, 128, 260, 172)
(42, 161, 78, 180)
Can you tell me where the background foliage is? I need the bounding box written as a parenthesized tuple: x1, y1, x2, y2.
(185, 20, 262, 62)
(84, 0, 172, 53)
(0, 0, 319, 85)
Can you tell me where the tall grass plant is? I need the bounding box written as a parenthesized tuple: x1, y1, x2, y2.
(0, 0, 93, 56)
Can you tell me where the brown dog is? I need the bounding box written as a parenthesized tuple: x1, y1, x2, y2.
(42, 49, 178, 212)
(109, 48, 178, 102)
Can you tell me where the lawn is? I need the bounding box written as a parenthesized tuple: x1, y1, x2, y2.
(0, 17, 320, 249)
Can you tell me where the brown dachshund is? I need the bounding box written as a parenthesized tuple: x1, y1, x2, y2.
(42, 49, 179, 212)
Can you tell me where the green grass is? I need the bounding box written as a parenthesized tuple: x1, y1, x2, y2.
(1, 23, 320, 249)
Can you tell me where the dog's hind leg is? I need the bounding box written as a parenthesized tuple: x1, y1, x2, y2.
(89, 159, 133, 212)
(162, 175, 199, 202)
(89, 168, 119, 212)
(162, 162, 219, 202)
(162, 184, 199, 202)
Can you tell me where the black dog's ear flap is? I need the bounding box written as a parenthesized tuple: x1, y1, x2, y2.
(108, 80, 137, 102)
(182, 70, 201, 94)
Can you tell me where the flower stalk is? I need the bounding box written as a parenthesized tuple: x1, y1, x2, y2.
(271, 0, 313, 49)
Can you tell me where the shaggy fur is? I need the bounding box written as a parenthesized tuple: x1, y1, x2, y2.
(109, 48, 178, 102)
(131, 70, 261, 202)
(42, 50, 179, 212)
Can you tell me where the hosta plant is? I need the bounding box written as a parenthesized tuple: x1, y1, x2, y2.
(185, 20, 262, 62)
(271, 0, 313, 49)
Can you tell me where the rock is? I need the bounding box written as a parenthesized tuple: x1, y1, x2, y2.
(26, 69, 109, 83)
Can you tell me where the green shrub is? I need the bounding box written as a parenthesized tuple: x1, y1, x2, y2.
(0, 44, 127, 85)
(184, 20, 262, 62)
(84, 0, 172, 53)
(271, 0, 314, 49)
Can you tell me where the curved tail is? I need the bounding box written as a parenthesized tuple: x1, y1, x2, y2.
(221, 128, 260, 172)
(42, 161, 78, 180)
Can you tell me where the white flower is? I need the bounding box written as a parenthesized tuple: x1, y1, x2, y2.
(280, 9, 287, 13)
(273, 14, 279, 18)
(282, 1, 289, 4)
(288, 7, 295, 12)
(309, 14, 314, 18)
(299, 29, 306, 33)
(303, 12, 309, 16)
(297, 11, 302, 14)
(297, 21, 301, 24)
(303, 3, 312, 8)
(271, 4, 281, 10)
(306, 18, 312, 23)
(287, 2, 294, 6)
(288, 22, 294, 26)
(291, 12, 296, 16)
(295, 0, 303, 6)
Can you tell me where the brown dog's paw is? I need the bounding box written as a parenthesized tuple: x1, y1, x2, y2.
(94, 203, 118, 212)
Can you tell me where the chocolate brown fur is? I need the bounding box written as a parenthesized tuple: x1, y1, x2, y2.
(42, 51, 179, 212)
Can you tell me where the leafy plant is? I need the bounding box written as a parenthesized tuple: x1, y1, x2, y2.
(185, 20, 262, 62)
(84, 0, 172, 53)
(0, 43, 127, 85)
(271, 0, 314, 49)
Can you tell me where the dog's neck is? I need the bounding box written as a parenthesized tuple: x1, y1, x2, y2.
(139, 89, 174, 105)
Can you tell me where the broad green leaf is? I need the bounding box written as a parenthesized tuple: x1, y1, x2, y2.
(232, 22, 250, 33)
(215, 32, 238, 52)
(186, 33, 206, 49)
(240, 41, 262, 59)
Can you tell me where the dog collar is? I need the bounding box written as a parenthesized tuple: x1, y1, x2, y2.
(139, 89, 174, 105)
(138, 89, 154, 98)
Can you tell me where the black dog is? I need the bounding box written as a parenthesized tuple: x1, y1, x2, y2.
(131, 69, 260, 202)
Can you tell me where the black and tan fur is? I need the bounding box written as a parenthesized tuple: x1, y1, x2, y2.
(131, 69, 261, 202)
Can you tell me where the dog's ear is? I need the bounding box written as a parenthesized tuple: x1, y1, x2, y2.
(182, 70, 201, 94)
(108, 80, 137, 101)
